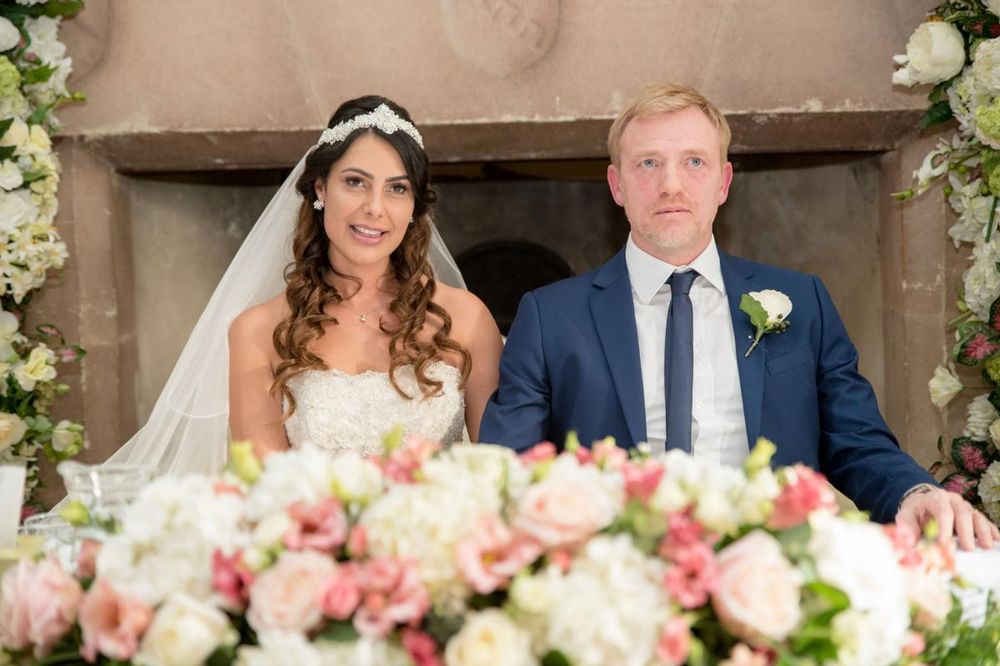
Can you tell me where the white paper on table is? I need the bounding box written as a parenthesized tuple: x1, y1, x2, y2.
(954, 543, 1000, 627)
(0, 464, 25, 548)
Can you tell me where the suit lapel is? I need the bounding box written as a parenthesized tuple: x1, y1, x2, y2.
(590, 250, 647, 445)
(720, 252, 765, 447)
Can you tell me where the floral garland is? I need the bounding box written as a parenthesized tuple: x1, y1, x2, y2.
(0, 0, 85, 506)
(894, 1, 1000, 524)
(1, 437, 997, 665)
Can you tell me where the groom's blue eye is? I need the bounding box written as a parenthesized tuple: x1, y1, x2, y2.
(688, 157, 704, 167)
(640, 158, 656, 169)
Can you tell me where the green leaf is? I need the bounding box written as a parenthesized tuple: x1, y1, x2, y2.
(21, 63, 54, 85)
(541, 650, 573, 666)
(19, 170, 47, 184)
(0, 117, 13, 141)
(920, 100, 955, 129)
(314, 621, 360, 643)
(929, 78, 956, 104)
(804, 581, 850, 613)
(739, 293, 768, 330)
(0, 145, 15, 162)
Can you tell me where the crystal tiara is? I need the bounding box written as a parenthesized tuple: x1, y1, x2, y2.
(316, 104, 424, 149)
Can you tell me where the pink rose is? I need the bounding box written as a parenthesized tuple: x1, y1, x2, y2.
(623, 460, 665, 504)
(76, 539, 101, 580)
(663, 541, 718, 609)
(513, 474, 616, 549)
(353, 558, 430, 637)
(247, 550, 335, 632)
(519, 441, 556, 464)
(884, 524, 922, 567)
(79, 578, 153, 662)
(902, 630, 926, 658)
(382, 436, 441, 482)
(456, 513, 543, 594)
(320, 563, 362, 620)
(0, 557, 83, 658)
(212, 549, 254, 611)
(712, 530, 802, 646)
(590, 438, 628, 469)
(656, 616, 691, 666)
(720, 644, 771, 666)
(347, 524, 367, 558)
(659, 511, 715, 560)
(284, 497, 348, 552)
(768, 465, 836, 529)
(402, 628, 443, 666)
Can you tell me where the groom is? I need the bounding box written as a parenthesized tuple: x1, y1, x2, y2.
(480, 83, 997, 547)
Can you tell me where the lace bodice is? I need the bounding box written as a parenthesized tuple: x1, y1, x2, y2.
(284, 361, 465, 456)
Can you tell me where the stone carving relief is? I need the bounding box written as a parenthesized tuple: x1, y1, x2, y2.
(439, 0, 559, 77)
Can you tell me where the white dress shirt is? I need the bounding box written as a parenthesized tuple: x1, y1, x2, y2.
(625, 235, 749, 467)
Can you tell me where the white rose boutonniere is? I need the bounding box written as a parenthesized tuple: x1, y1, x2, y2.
(892, 21, 966, 87)
(740, 290, 792, 357)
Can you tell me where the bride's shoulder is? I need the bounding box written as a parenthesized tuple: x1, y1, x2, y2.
(229, 293, 289, 342)
(433, 283, 499, 342)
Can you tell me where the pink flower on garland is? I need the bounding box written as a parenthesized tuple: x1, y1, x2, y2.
(964, 333, 999, 362)
(957, 442, 990, 473)
(943, 475, 977, 497)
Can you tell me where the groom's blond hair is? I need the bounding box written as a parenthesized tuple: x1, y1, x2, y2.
(607, 83, 731, 165)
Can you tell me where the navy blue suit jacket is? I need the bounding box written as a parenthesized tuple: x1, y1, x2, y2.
(479, 249, 936, 523)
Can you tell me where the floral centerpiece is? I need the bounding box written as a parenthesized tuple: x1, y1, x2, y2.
(0, 0, 85, 504)
(0, 434, 996, 666)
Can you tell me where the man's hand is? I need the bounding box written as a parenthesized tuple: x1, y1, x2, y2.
(896, 485, 999, 550)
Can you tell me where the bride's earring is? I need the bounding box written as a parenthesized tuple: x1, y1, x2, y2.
(313, 199, 325, 211)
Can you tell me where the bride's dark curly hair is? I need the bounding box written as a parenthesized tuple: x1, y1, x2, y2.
(272, 95, 471, 418)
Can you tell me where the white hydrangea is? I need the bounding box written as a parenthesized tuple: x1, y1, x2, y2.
(360, 478, 490, 611)
(540, 535, 670, 666)
(972, 38, 1000, 92)
(950, 67, 995, 140)
(979, 461, 1000, 525)
(97, 475, 246, 606)
(422, 443, 531, 510)
(650, 449, 751, 533)
(965, 394, 999, 441)
(243, 445, 338, 521)
(962, 239, 1000, 321)
(808, 516, 909, 665)
(326, 450, 383, 509)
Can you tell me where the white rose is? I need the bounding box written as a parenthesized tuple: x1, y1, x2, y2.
(0, 18, 19, 54)
(0, 161, 22, 191)
(893, 21, 966, 87)
(748, 289, 792, 327)
(50, 420, 84, 454)
(13, 343, 56, 391)
(508, 570, 557, 615)
(0, 412, 26, 451)
(444, 609, 534, 666)
(328, 452, 383, 506)
(22, 125, 50, 157)
(252, 511, 293, 548)
(0, 190, 34, 232)
(972, 38, 1000, 91)
(135, 592, 238, 666)
(236, 631, 321, 666)
(0, 119, 28, 156)
(928, 363, 963, 408)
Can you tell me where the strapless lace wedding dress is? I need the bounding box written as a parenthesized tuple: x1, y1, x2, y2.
(284, 361, 465, 456)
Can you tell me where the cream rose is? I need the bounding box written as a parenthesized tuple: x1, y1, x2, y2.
(135, 592, 238, 666)
(0, 160, 21, 192)
(712, 530, 802, 646)
(0, 118, 28, 156)
(928, 363, 963, 408)
(893, 21, 966, 87)
(0, 17, 19, 52)
(13, 344, 55, 391)
(0, 412, 27, 452)
(23, 124, 51, 157)
(246, 551, 334, 633)
(444, 609, 534, 666)
(747, 289, 792, 327)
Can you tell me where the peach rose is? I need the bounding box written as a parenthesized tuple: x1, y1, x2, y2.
(0, 557, 83, 658)
(656, 616, 691, 666)
(512, 464, 620, 548)
(247, 550, 335, 632)
(712, 530, 802, 646)
(79, 578, 153, 662)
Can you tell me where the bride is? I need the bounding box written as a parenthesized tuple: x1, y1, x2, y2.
(105, 96, 502, 475)
(228, 96, 502, 457)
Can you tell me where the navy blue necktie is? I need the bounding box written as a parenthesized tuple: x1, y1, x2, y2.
(665, 270, 698, 453)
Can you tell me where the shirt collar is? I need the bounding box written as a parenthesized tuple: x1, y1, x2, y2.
(625, 235, 726, 305)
